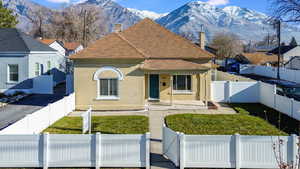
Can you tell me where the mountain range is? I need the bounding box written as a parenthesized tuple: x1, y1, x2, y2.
(3, 0, 300, 43)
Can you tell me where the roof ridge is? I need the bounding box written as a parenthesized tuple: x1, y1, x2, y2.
(16, 29, 30, 52)
(116, 33, 148, 58)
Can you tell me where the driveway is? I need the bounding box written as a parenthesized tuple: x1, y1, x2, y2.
(0, 84, 66, 130)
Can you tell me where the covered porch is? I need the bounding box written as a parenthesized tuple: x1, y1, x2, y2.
(141, 59, 212, 108)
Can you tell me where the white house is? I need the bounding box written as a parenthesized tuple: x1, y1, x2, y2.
(269, 45, 300, 63)
(39, 39, 66, 57)
(285, 56, 300, 70)
(0, 29, 66, 93)
(64, 42, 84, 56)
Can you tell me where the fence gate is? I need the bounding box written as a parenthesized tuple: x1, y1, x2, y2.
(162, 125, 180, 167)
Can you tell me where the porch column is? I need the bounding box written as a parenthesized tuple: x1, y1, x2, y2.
(204, 72, 208, 106)
(170, 75, 173, 106)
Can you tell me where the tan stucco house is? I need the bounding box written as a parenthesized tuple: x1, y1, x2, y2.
(70, 19, 214, 111)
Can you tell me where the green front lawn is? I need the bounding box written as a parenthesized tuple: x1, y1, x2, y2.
(44, 116, 149, 134)
(165, 104, 291, 135)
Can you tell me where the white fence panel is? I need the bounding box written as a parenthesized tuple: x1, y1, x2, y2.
(239, 64, 255, 74)
(49, 134, 94, 167)
(211, 81, 227, 102)
(0, 135, 42, 167)
(259, 82, 276, 108)
(184, 135, 235, 168)
(230, 82, 259, 103)
(293, 100, 300, 121)
(66, 74, 74, 95)
(101, 134, 149, 167)
(240, 136, 288, 168)
(32, 75, 53, 94)
(0, 133, 150, 168)
(0, 93, 75, 134)
(162, 126, 180, 167)
(275, 94, 293, 117)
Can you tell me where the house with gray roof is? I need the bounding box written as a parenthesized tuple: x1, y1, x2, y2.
(0, 28, 66, 93)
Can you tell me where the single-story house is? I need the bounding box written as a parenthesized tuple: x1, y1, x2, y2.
(0, 29, 66, 93)
(269, 45, 300, 63)
(64, 42, 84, 56)
(70, 18, 214, 111)
(236, 52, 278, 66)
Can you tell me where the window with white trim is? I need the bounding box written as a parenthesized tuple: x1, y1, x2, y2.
(99, 78, 118, 97)
(173, 75, 192, 91)
(8, 64, 19, 83)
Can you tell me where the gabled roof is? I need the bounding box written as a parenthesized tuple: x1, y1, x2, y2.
(269, 45, 298, 55)
(64, 42, 82, 50)
(238, 52, 278, 65)
(0, 28, 56, 53)
(70, 18, 213, 59)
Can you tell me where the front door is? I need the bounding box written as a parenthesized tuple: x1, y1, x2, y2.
(149, 74, 159, 100)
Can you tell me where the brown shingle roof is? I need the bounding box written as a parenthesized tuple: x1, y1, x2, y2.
(64, 42, 81, 50)
(240, 52, 278, 65)
(70, 18, 213, 59)
(141, 59, 210, 71)
(39, 39, 57, 45)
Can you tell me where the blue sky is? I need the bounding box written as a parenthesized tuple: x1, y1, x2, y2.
(32, 0, 271, 14)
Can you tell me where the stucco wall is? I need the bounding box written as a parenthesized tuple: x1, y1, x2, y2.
(74, 59, 145, 111)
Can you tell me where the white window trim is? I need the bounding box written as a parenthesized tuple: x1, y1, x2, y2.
(173, 75, 192, 93)
(7, 64, 19, 84)
(35, 62, 41, 77)
(94, 66, 124, 100)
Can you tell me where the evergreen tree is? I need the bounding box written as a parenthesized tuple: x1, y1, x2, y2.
(290, 37, 298, 47)
(0, 0, 18, 28)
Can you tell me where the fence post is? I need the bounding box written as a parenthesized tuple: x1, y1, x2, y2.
(180, 133, 185, 169)
(291, 99, 295, 119)
(95, 132, 101, 169)
(273, 84, 277, 108)
(43, 132, 49, 169)
(226, 81, 231, 103)
(291, 134, 297, 166)
(235, 134, 241, 169)
(146, 132, 150, 169)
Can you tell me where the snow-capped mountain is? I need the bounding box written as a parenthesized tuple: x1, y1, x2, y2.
(157, 1, 300, 42)
(127, 8, 168, 20)
(75, 0, 141, 31)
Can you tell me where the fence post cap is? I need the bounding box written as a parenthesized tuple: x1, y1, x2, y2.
(44, 132, 49, 135)
(235, 133, 240, 136)
(291, 134, 297, 137)
(96, 132, 101, 135)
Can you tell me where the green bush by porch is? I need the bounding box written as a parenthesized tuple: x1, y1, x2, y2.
(44, 116, 149, 134)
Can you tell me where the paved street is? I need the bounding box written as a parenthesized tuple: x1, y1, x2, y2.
(0, 84, 65, 130)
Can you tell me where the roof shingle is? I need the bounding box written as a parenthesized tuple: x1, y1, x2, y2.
(70, 18, 213, 59)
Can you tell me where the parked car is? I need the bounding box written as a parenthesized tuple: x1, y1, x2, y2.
(265, 79, 300, 101)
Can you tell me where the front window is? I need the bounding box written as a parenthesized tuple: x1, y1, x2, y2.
(173, 75, 192, 92)
(8, 64, 19, 83)
(99, 78, 118, 97)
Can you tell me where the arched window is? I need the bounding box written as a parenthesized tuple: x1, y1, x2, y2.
(93, 66, 124, 100)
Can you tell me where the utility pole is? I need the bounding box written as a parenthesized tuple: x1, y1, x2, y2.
(276, 20, 281, 80)
(82, 10, 87, 47)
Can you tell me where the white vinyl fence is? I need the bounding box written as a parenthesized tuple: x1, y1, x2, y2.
(163, 126, 298, 169)
(211, 81, 260, 103)
(240, 64, 300, 84)
(212, 81, 300, 121)
(0, 93, 75, 134)
(0, 133, 150, 169)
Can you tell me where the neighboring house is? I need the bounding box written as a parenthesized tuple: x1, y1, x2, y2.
(70, 18, 213, 111)
(269, 45, 300, 63)
(285, 56, 300, 70)
(0, 29, 65, 93)
(39, 39, 66, 57)
(64, 42, 83, 56)
(236, 52, 278, 66)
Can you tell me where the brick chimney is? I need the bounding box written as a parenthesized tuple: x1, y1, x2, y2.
(114, 24, 122, 33)
(199, 26, 206, 49)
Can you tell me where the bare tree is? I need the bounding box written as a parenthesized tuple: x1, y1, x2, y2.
(270, 0, 300, 23)
(210, 33, 243, 57)
(28, 9, 46, 38)
(45, 5, 108, 46)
